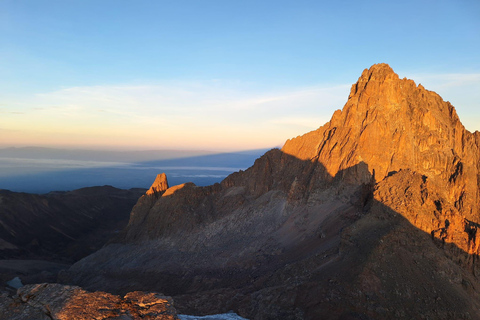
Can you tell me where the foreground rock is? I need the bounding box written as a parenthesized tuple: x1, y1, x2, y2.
(0, 283, 179, 320)
(61, 64, 480, 319)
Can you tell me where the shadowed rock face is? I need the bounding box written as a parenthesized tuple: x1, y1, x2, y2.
(0, 186, 145, 262)
(62, 64, 480, 319)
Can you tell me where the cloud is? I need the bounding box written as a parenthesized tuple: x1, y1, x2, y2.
(407, 72, 480, 132)
(0, 80, 351, 150)
(411, 73, 480, 89)
(2, 72, 478, 148)
(268, 116, 332, 130)
(3, 70, 479, 149)
(30, 82, 349, 119)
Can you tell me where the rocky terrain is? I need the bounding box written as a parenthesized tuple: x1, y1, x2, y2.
(0, 186, 145, 262)
(0, 186, 145, 287)
(5, 63, 480, 319)
(0, 283, 179, 320)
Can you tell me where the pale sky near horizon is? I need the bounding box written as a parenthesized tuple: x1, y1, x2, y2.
(1, 0, 479, 151)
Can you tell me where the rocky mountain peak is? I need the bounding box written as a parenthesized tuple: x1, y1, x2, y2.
(282, 63, 479, 218)
(345, 63, 459, 123)
(146, 173, 169, 196)
(348, 63, 399, 99)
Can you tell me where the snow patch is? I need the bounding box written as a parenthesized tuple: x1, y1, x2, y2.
(6, 276, 23, 289)
(178, 312, 248, 320)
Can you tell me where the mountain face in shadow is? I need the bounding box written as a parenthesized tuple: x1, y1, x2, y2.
(0, 186, 145, 263)
(61, 64, 480, 319)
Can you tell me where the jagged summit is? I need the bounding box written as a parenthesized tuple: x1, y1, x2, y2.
(351, 63, 398, 92)
(283, 63, 479, 218)
(146, 173, 169, 196)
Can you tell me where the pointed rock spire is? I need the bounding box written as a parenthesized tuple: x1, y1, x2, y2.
(146, 173, 169, 196)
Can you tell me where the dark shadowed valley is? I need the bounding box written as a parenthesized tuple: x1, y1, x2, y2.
(0, 186, 145, 291)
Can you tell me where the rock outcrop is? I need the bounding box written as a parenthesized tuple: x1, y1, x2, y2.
(147, 173, 169, 196)
(61, 64, 480, 319)
(0, 283, 179, 320)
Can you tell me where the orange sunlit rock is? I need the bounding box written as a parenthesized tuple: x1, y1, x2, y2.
(146, 173, 169, 196)
(0, 283, 179, 320)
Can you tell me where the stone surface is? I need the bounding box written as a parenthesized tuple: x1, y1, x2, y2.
(61, 64, 480, 319)
(147, 173, 170, 196)
(282, 63, 479, 219)
(0, 283, 179, 320)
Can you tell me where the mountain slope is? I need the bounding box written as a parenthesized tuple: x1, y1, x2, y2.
(62, 64, 480, 319)
(0, 186, 145, 262)
(283, 63, 479, 220)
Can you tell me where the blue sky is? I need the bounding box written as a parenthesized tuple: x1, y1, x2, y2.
(1, 0, 479, 150)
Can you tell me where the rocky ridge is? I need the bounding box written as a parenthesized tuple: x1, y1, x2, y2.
(61, 64, 480, 319)
(281, 63, 480, 268)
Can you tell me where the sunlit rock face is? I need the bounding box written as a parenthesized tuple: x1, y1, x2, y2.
(282, 63, 479, 219)
(147, 173, 170, 196)
(0, 283, 179, 320)
(62, 64, 480, 320)
(282, 63, 480, 260)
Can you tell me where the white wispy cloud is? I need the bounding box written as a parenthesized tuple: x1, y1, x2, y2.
(29, 82, 349, 118)
(411, 73, 480, 89)
(268, 116, 332, 130)
(3, 72, 477, 150)
(409, 72, 480, 132)
(0, 81, 351, 150)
